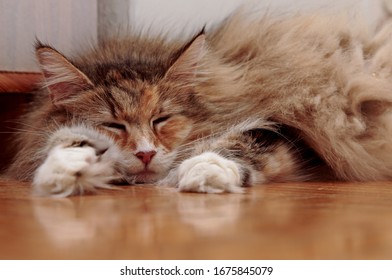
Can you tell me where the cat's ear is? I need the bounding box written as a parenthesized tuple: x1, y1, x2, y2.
(35, 42, 94, 104)
(165, 32, 206, 81)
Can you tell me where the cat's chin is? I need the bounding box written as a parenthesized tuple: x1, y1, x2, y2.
(133, 171, 163, 184)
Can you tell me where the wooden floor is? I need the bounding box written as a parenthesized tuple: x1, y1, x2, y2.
(1, 178, 392, 260)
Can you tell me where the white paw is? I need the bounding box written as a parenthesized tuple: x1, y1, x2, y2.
(177, 152, 243, 193)
(33, 145, 115, 197)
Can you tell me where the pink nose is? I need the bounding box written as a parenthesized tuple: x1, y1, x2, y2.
(135, 151, 156, 165)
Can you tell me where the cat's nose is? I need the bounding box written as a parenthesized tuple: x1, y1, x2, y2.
(135, 151, 156, 165)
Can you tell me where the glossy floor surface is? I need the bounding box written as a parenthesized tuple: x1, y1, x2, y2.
(1, 178, 392, 259)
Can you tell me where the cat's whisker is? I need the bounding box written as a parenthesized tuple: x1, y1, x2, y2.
(6, 128, 47, 137)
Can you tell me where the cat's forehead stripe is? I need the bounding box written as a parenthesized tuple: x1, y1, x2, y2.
(140, 87, 159, 113)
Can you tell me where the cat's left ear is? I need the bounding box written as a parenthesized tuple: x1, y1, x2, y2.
(165, 32, 207, 81)
(35, 42, 94, 104)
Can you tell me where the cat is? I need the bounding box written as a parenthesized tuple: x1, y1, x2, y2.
(6, 12, 392, 197)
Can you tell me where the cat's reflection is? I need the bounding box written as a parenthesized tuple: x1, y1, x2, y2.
(31, 197, 124, 247)
(31, 189, 251, 248)
(30, 184, 392, 259)
(175, 193, 252, 235)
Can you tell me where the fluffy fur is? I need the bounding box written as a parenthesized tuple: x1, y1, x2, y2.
(6, 12, 392, 196)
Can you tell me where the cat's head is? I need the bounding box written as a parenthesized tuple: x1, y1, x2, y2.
(35, 34, 210, 183)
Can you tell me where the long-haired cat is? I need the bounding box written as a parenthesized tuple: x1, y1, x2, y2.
(6, 12, 392, 197)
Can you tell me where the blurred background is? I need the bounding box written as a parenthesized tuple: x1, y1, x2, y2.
(0, 0, 389, 72)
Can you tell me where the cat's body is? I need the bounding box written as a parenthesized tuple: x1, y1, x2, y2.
(6, 12, 392, 196)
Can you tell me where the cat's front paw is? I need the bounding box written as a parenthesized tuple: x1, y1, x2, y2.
(33, 145, 115, 197)
(177, 152, 243, 193)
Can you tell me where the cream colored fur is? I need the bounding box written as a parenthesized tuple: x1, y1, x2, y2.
(190, 14, 392, 181)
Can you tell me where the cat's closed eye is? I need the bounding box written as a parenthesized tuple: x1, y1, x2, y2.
(101, 122, 127, 132)
(151, 115, 171, 129)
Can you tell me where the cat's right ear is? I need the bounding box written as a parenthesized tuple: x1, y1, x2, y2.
(35, 42, 94, 104)
(165, 32, 207, 82)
